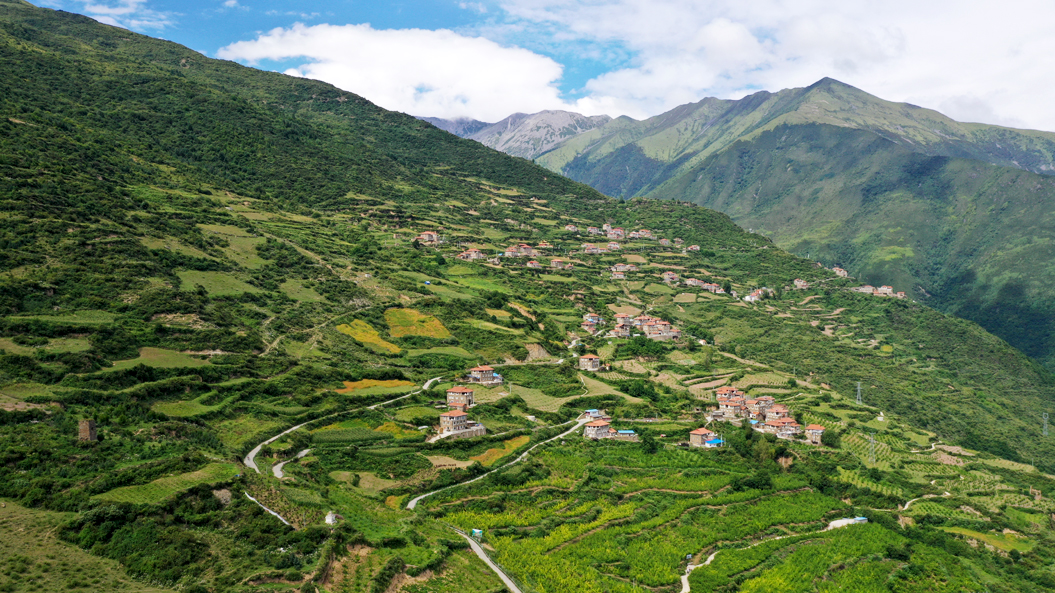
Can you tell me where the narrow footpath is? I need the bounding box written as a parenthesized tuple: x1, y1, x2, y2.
(451, 527, 523, 593)
(680, 518, 864, 592)
(243, 376, 443, 474)
(406, 418, 589, 510)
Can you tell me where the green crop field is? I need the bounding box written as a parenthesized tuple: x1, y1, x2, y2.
(176, 271, 261, 295)
(280, 279, 326, 302)
(93, 463, 239, 504)
(106, 347, 212, 371)
(406, 346, 475, 358)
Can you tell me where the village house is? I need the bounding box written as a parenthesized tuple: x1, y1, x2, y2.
(611, 271, 626, 280)
(78, 419, 97, 442)
(439, 410, 487, 439)
(689, 427, 716, 447)
(583, 313, 604, 325)
(851, 285, 875, 294)
(565, 224, 579, 232)
(612, 429, 640, 442)
(467, 365, 503, 386)
(602, 223, 612, 232)
(643, 319, 681, 341)
(439, 409, 468, 432)
(614, 313, 632, 325)
(581, 320, 597, 334)
(503, 247, 521, 258)
(702, 283, 725, 294)
(458, 249, 486, 261)
(579, 354, 602, 371)
(716, 386, 746, 399)
(551, 259, 566, 269)
(638, 229, 654, 239)
(765, 404, 790, 421)
(659, 238, 672, 247)
(526, 260, 541, 268)
(446, 385, 475, 410)
(584, 420, 613, 439)
(628, 231, 641, 239)
(607, 227, 625, 240)
(578, 409, 611, 422)
(607, 242, 621, 251)
(611, 263, 630, 272)
(608, 324, 631, 338)
(743, 288, 767, 303)
(794, 279, 809, 289)
(684, 278, 704, 287)
(805, 424, 826, 444)
(662, 271, 680, 284)
(719, 397, 747, 418)
(674, 238, 684, 245)
(416, 231, 440, 244)
(687, 245, 700, 251)
(587, 226, 603, 235)
(581, 243, 602, 254)
(517, 243, 536, 256)
(832, 267, 849, 277)
(874, 285, 894, 296)
(537, 242, 553, 250)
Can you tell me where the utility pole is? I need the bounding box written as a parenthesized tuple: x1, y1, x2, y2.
(856, 382, 863, 406)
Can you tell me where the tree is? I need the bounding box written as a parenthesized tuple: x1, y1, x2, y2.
(641, 433, 658, 454)
(821, 429, 841, 448)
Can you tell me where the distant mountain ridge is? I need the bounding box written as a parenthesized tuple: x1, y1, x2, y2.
(419, 110, 612, 159)
(461, 80, 1055, 369)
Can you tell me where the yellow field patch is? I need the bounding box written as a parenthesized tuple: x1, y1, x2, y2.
(385, 308, 452, 339)
(673, 293, 697, 303)
(607, 303, 642, 316)
(471, 436, 530, 467)
(336, 320, 401, 353)
(623, 254, 648, 263)
(335, 379, 415, 393)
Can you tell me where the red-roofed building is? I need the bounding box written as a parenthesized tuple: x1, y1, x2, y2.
(468, 365, 503, 386)
(439, 409, 468, 432)
(579, 354, 602, 371)
(689, 427, 715, 447)
(805, 424, 826, 444)
(446, 386, 475, 409)
(584, 420, 612, 439)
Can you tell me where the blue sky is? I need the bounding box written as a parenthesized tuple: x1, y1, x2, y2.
(34, 1, 1055, 130)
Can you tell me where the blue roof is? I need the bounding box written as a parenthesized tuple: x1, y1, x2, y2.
(618, 430, 635, 434)
(749, 420, 759, 424)
(705, 438, 724, 445)
(586, 409, 598, 413)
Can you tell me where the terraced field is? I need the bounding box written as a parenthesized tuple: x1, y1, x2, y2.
(93, 463, 239, 504)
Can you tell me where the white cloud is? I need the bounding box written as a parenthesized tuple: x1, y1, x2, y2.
(223, 0, 239, 8)
(210, 0, 1055, 130)
(493, 0, 1055, 131)
(76, 0, 173, 29)
(217, 23, 580, 121)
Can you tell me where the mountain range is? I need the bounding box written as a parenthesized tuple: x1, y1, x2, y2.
(427, 80, 1055, 369)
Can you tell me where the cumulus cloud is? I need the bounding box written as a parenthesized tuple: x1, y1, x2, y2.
(212, 0, 1055, 130)
(495, 0, 1055, 130)
(74, 0, 173, 29)
(217, 23, 579, 121)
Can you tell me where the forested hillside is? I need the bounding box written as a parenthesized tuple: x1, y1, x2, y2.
(1, 1, 1054, 592)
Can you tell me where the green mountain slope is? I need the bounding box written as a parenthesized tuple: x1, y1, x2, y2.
(536, 80, 1055, 369)
(1, 2, 1055, 592)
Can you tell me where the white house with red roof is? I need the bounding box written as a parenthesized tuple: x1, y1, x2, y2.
(467, 365, 503, 386)
(446, 385, 475, 409)
(689, 427, 716, 447)
(579, 354, 602, 371)
(584, 419, 613, 439)
(805, 424, 826, 444)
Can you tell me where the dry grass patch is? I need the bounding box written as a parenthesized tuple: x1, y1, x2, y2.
(335, 379, 415, 393)
(673, 293, 697, 303)
(336, 320, 401, 354)
(607, 303, 642, 316)
(470, 436, 530, 467)
(385, 308, 452, 338)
